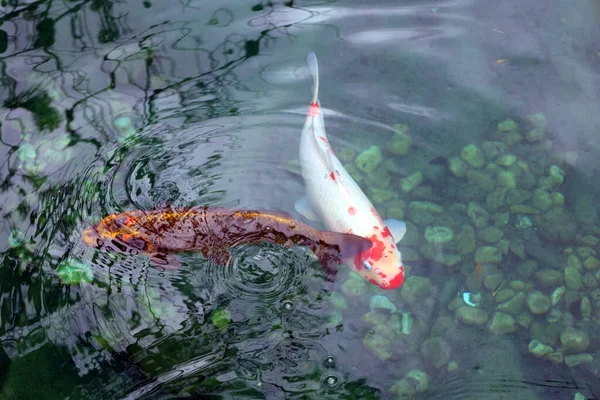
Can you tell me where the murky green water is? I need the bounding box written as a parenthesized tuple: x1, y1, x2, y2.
(2, 0, 600, 399)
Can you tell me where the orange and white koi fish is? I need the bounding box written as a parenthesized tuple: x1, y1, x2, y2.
(82, 206, 372, 277)
(295, 52, 407, 290)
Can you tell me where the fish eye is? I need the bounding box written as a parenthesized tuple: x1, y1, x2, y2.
(263, 225, 272, 232)
(363, 260, 372, 270)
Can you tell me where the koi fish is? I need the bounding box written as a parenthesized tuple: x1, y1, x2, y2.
(82, 206, 373, 279)
(294, 52, 407, 290)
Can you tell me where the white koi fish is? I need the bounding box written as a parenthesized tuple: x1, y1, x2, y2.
(295, 52, 407, 290)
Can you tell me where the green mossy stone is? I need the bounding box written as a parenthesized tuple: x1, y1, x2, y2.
(386, 130, 413, 155)
(528, 339, 553, 358)
(495, 153, 517, 167)
(460, 144, 486, 168)
(526, 127, 545, 143)
(498, 119, 517, 131)
(466, 169, 494, 192)
(474, 246, 502, 264)
(448, 156, 468, 177)
(517, 260, 538, 279)
(404, 369, 429, 393)
(527, 113, 547, 129)
(355, 145, 383, 173)
(482, 141, 506, 160)
(337, 147, 356, 162)
(399, 171, 424, 193)
(534, 269, 563, 288)
(467, 202, 490, 228)
(532, 188, 553, 211)
(456, 306, 489, 325)
(488, 312, 517, 335)
(505, 189, 531, 205)
(422, 336, 452, 368)
(502, 131, 523, 147)
(479, 226, 504, 243)
(363, 330, 393, 361)
(457, 225, 476, 255)
(526, 291, 550, 315)
(424, 226, 454, 244)
(565, 353, 593, 368)
(342, 278, 367, 297)
(485, 188, 507, 212)
(497, 170, 517, 189)
(560, 327, 590, 353)
(400, 276, 433, 305)
(564, 267, 582, 290)
(496, 292, 525, 315)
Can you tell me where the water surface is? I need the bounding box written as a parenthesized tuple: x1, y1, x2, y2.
(1, 0, 600, 399)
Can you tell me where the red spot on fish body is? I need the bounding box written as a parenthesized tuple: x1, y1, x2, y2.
(369, 278, 379, 286)
(318, 136, 328, 143)
(381, 226, 392, 238)
(308, 102, 320, 116)
(348, 207, 357, 216)
(373, 226, 379, 230)
(329, 171, 335, 181)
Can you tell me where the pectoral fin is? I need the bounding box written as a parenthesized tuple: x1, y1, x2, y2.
(149, 252, 181, 270)
(294, 196, 321, 222)
(384, 219, 407, 244)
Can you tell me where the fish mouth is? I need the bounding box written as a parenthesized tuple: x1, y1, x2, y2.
(380, 270, 405, 290)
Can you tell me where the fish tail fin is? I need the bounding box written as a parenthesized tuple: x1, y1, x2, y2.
(307, 52, 319, 104)
(317, 230, 372, 262)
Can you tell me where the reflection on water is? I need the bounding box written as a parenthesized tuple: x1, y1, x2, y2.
(1, 0, 600, 399)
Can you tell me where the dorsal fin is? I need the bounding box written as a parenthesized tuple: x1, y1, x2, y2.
(307, 52, 319, 104)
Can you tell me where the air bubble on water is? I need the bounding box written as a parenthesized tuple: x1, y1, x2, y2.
(324, 375, 339, 387)
(322, 355, 335, 368)
(8, 230, 25, 247)
(282, 300, 294, 311)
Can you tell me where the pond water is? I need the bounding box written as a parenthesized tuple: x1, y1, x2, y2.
(1, 0, 600, 399)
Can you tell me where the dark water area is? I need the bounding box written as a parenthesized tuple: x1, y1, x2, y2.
(1, 0, 600, 399)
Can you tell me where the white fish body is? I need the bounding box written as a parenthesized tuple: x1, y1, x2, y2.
(295, 52, 406, 290)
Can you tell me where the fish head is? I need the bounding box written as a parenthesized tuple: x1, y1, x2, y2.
(82, 211, 150, 254)
(352, 232, 405, 290)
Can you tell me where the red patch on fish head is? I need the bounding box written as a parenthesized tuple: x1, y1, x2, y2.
(353, 234, 386, 271)
(308, 102, 320, 116)
(380, 270, 404, 290)
(348, 207, 357, 216)
(366, 234, 386, 262)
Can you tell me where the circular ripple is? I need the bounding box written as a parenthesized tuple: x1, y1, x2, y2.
(209, 243, 309, 306)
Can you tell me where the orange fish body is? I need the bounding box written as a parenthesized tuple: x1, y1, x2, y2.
(82, 206, 372, 281)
